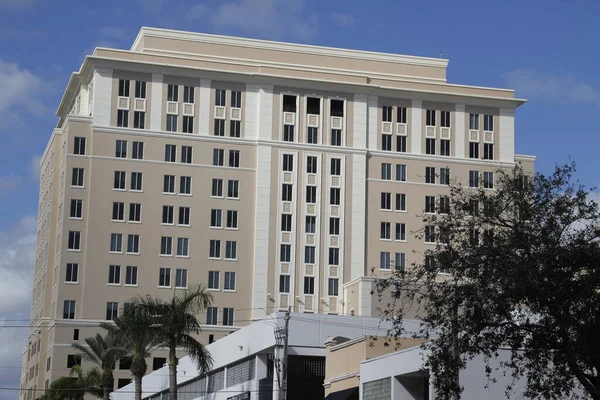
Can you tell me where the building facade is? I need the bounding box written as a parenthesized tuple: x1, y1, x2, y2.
(21, 27, 534, 398)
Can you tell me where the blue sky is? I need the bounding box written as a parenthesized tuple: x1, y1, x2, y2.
(0, 0, 599, 396)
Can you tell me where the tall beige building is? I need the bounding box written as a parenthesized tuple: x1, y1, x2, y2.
(21, 27, 534, 398)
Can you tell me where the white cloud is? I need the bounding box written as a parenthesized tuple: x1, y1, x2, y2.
(0, 59, 45, 118)
(0, 174, 21, 196)
(29, 155, 41, 180)
(504, 68, 600, 105)
(330, 12, 355, 27)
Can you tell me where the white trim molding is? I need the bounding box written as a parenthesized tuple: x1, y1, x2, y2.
(92, 67, 113, 126)
(499, 108, 515, 162)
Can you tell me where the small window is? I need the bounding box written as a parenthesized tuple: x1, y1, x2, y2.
(395, 253, 406, 271)
(134, 111, 145, 129)
(331, 158, 341, 175)
(231, 91, 242, 108)
(214, 119, 225, 136)
(307, 127, 318, 144)
(110, 233, 123, 253)
(306, 186, 317, 203)
(135, 81, 146, 99)
(215, 89, 226, 107)
(227, 180, 239, 198)
(129, 203, 141, 222)
(330, 129, 342, 146)
(178, 206, 190, 226)
(483, 172, 494, 189)
(212, 179, 223, 197)
(395, 223, 406, 241)
(425, 167, 436, 184)
(181, 146, 193, 164)
(225, 241, 237, 260)
(183, 86, 195, 103)
(281, 214, 292, 232)
(127, 234, 140, 253)
(328, 278, 339, 296)
(469, 142, 479, 159)
(426, 138, 436, 155)
(167, 84, 178, 102)
(329, 217, 340, 235)
(305, 216, 316, 233)
(426, 109, 436, 126)
(67, 354, 81, 368)
(112, 202, 124, 221)
(279, 275, 290, 293)
(440, 139, 450, 156)
(425, 196, 436, 213)
(73, 137, 86, 155)
(330, 99, 344, 117)
(208, 271, 219, 290)
(382, 134, 392, 151)
(483, 143, 494, 160)
(213, 148, 224, 166)
(65, 263, 78, 283)
(72, 168, 84, 187)
(380, 252, 391, 270)
(166, 115, 177, 132)
(328, 248, 340, 265)
(165, 144, 176, 162)
(153, 357, 167, 371)
(381, 163, 392, 180)
(440, 168, 450, 185)
(175, 269, 187, 288)
(108, 265, 121, 284)
(177, 238, 189, 257)
(469, 113, 479, 130)
(381, 192, 392, 210)
(115, 140, 127, 158)
(206, 307, 218, 325)
(397, 107, 407, 124)
(125, 266, 138, 285)
(229, 150, 240, 168)
(117, 110, 129, 127)
(425, 225, 436, 243)
(160, 236, 173, 256)
(180, 176, 191, 195)
(280, 244, 291, 262)
(132, 141, 144, 160)
(380, 222, 391, 240)
(63, 300, 76, 319)
(439, 196, 450, 214)
(306, 156, 318, 174)
(114, 171, 126, 190)
(162, 206, 174, 224)
(440, 111, 451, 128)
(210, 209, 222, 228)
(67, 231, 81, 250)
(118, 79, 130, 97)
(484, 115, 494, 131)
(224, 272, 236, 290)
(159, 268, 171, 287)
(283, 94, 297, 113)
(330, 188, 341, 205)
(283, 125, 295, 142)
(382, 105, 393, 122)
(396, 193, 406, 211)
(163, 175, 176, 193)
(469, 171, 479, 188)
(396, 164, 407, 182)
(209, 240, 221, 258)
(305, 246, 316, 263)
(304, 277, 315, 294)
(230, 120, 241, 137)
(397, 136, 407, 153)
(223, 308, 234, 326)
(282, 184, 293, 202)
(70, 199, 83, 219)
(182, 116, 194, 133)
(283, 154, 294, 172)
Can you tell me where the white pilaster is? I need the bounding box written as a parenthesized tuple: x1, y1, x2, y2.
(367, 95, 378, 150)
(359, 278, 372, 316)
(454, 103, 466, 158)
(499, 108, 515, 162)
(79, 85, 89, 116)
(199, 79, 211, 135)
(353, 93, 368, 149)
(150, 74, 163, 131)
(258, 85, 274, 140)
(92, 67, 112, 126)
(351, 153, 367, 280)
(410, 99, 422, 154)
(244, 84, 260, 140)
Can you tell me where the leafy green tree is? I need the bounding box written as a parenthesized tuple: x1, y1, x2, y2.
(38, 365, 102, 400)
(101, 307, 159, 400)
(133, 284, 214, 400)
(71, 333, 126, 400)
(375, 163, 600, 399)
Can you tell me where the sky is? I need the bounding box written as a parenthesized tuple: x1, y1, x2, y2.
(0, 0, 599, 397)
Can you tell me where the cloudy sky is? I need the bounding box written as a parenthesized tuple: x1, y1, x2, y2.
(1, 0, 599, 398)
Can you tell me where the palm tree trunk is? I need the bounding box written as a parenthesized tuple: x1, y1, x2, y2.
(169, 345, 178, 400)
(134, 375, 142, 400)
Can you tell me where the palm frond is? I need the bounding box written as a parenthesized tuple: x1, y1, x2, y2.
(180, 334, 213, 374)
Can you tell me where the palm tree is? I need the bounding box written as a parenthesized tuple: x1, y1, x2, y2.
(133, 284, 214, 400)
(101, 307, 159, 400)
(39, 365, 102, 400)
(71, 333, 126, 400)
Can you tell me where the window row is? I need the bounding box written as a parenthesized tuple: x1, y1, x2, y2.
(379, 252, 407, 271)
(115, 140, 145, 159)
(206, 306, 235, 326)
(380, 222, 406, 241)
(278, 275, 339, 296)
(380, 193, 407, 212)
(213, 148, 240, 168)
(111, 202, 142, 222)
(160, 205, 191, 225)
(108, 233, 140, 253)
(282, 154, 343, 176)
(207, 271, 237, 291)
(211, 178, 240, 199)
(209, 239, 238, 260)
(280, 245, 340, 265)
(210, 209, 239, 229)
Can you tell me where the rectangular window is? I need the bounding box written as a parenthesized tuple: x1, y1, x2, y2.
(440, 139, 450, 156)
(305, 216, 316, 233)
(425, 167, 436, 184)
(73, 137, 86, 155)
(396, 193, 406, 211)
(178, 206, 190, 226)
(129, 172, 143, 191)
(68, 231, 81, 250)
(306, 186, 317, 203)
(211, 209, 222, 228)
(231, 90, 242, 108)
(426, 138, 436, 155)
(483, 143, 494, 160)
(183, 86, 194, 103)
(175, 269, 187, 288)
(381, 192, 392, 210)
(132, 141, 144, 160)
(215, 89, 226, 107)
(208, 271, 219, 290)
(396, 164, 407, 181)
(72, 168, 84, 187)
(328, 278, 339, 296)
(135, 81, 146, 98)
(282, 154, 294, 172)
(469, 113, 479, 130)
(484, 115, 494, 131)
(328, 248, 340, 265)
(129, 203, 141, 222)
(134, 111, 145, 129)
(307, 127, 318, 144)
(279, 275, 290, 293)
(160, 236, 173, 256)
(330, 188, 341, 205)
(110, 233, 122, 252)
(163, 175, 175, 193)
(177, 238, 189, 257)
(223, 308, 234, 326)
(181, 146, 193, 164)
(159, 268, 171, 287)
(165, 144, 176, 162)
(306, 156, 318, 173)
(118, 79, 130, 97)
(206, 307, 218, 325)
(331, 129, 342, 146)
(224, 272, 236, 290)
(469, 171, 479, 188)
(440, 168, 450, 185)
(382, 134, 392, 151)
(115, 140, 127, 158)
(395, 223, 406, 241)
(229, 150, 240, 168)
(65, 263, 78, 283)
(70, 199, 82, 219)
(108, 265, 121, 284)
(166, 115, 177, 132)
(117, 110, 129, 127)
(469, 142, 479, 159)
(397, 106, 407, 124)
(305, 246, 316, 264)
(209, 240, 221, 258)
(225, 241, 237, 260)
(304, 277, 315, 294)
(162, 206, 174, 224)
(283, 125, 294, 142)
(112, 202, 124, 221)
(395, 253, 406, 271)
(440, 111, 451, 128)
(281, 214, 292, 232)
(180, 176, 191, 195)
(331, 158, 341, 175)
(380, 222, 391, 240)
(182, 116, 194, 133)
(425, 196, 436, 213)
(280, 244, 291, 262)
(483, 172, 494, 189)
(425, 225, 436, 243)
(426, 109, 436, 126)
(382, 105, 393, 122)
(213, 148, 224, 166)
(212, 179, 223, 197)
(396, 136, 407, 153)
(125, 266, 137, 285)
(380, 252, 391, 270)
(63, 300, 76, 319)
(227, 180, 239, 198)
(381, 163, 392, 180)
(67, 354, 81, 368)
(282, 184, 293, 202)
(127, 234, 140, 253)
(440, 196, 450, 214)
(329, 217, 340, 235)
(214, 119, 225, 136)
(113, 171, 126, 190)
(167, 84, 178, 102)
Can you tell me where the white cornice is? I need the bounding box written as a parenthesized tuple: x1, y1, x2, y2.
(514, 154, 536, 162)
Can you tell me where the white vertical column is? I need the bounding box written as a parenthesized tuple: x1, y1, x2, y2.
(92, 67, 112, 126)
(410, 99, 422, 154)
(351, 152, 366, 280)
(499, 108, 515, 162)
(150, 73, 163, 131)
(353, 93, 368, 149)
(454, 103, 466, 158)
(252, 85, 274, 319)
(244, 84, 260, 140)
(367, 95, 378, 150)
(199, 79, 211, 135)
(79, 84, 89, 116)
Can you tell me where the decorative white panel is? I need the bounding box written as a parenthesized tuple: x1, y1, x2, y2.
(231, 107, 242, 121)
(381, 121, 392, 134)
(283, 112, 295, 126)
(307, 114, 319, 128)
(117, 96, 129, 110)
(397, 123, 407, 136)
(484, 131, 495, 143)
(469, 130, 480, 142)
(182, 102, 194, 116)
(306, 234, 315, 245)
(134, 98, 146, 112)
(331, 116, 343, 130)
(329, 298, 338, 313)
(330, 236, 339, 247)
(283, 173, 292, 183)
(281, 232, 291, 243)
(214, 106, 226, 120)
(166, 101, 178, 115)
(304, 295, 313, 310)
(426, 126, 436, 138)
(280, 294, 289, 308)
(440, 127, 451, 140)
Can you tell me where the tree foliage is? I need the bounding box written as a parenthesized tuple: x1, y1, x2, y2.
(375, 163, 600, 399)
(37, 365, 102, 400)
